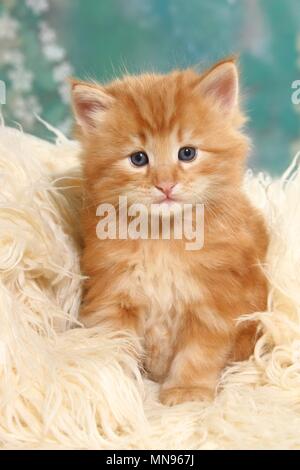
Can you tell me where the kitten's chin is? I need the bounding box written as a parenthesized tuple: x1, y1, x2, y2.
(150, 200, 183, 217)
(158, 197, 178, 205)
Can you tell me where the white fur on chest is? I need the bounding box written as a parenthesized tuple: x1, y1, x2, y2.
(136, 244, 200, 308)
(131, 244, 202, 380)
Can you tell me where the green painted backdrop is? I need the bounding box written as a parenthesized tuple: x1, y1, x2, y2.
(0, 0, 300, 174)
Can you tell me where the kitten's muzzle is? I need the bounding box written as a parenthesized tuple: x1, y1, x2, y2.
(155, 182, 177, 199)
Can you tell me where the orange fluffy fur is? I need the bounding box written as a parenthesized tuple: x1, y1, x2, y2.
(70, 58, 268, 406)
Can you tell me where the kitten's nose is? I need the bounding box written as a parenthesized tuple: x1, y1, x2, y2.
(155, 182, 177, 197)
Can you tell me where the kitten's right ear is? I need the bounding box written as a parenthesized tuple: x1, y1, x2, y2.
(69, 79, 114, 133)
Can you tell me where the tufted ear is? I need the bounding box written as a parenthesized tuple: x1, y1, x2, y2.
(195, 59, 239, 114)
(70, 79, 114, 133)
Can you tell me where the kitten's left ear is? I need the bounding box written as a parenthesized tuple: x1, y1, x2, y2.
(195, 58, 239, 114)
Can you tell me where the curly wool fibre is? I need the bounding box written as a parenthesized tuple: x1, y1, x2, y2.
(0, 125, 300, 449)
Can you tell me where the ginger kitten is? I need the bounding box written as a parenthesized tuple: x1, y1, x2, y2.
(70, 58, 268, 406)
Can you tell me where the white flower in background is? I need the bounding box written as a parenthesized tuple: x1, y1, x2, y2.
(0, 50, 25, 66)
(39, 21, 56, 43)
(8, 67, 34, 92)
(12, 95, 42, 128)
(0, 14, 19, 40)
(26, 0, 49, 15)
(58, 82, 71, 104)
(39, 22, 66, 62)
(53, 62, 73, 83)
(42, 43, 65, 62)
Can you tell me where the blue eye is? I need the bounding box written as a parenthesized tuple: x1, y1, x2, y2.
(130, 151, 149, 167)
(178, 147, 197, 162)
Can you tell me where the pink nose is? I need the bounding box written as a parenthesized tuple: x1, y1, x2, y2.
(155, 182, 177, 197)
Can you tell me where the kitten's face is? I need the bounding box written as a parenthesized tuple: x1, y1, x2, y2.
(71, 59, 249, 210)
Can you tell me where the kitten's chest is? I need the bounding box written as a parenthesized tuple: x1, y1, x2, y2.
(136, 244, 193, 311)
(132, 244, 201, 380)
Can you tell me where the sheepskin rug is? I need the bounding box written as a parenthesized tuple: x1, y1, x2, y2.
(1, 122, 300, 450)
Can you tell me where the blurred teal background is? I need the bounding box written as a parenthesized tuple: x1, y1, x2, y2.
(0, 0, 300, 174)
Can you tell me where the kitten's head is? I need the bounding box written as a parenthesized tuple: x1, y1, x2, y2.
(71, 58, 249, 210)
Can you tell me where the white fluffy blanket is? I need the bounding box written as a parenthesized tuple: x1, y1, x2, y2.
(1, 124, 300, 450)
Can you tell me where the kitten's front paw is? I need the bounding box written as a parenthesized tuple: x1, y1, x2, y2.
(159, 386, 214, 406)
